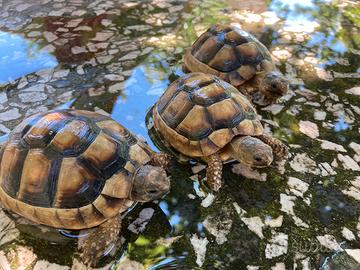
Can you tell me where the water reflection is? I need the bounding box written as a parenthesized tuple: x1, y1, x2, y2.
(111, 54, 172, 148)
(0, 31, 57, 83)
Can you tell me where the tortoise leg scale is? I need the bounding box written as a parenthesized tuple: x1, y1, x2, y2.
(150, 152, 173, 170)
(204, 154, 223, 192)
(78, 214, 122, 267)
(256, 134, 289, 163)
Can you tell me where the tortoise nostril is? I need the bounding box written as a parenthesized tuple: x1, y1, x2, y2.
(149, 190, 158, 194)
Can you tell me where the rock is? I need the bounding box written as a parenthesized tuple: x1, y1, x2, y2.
(33, 260, 69, 270)
(155, 236, 182, 248)
(349, 142, 360, 156)
(0, 251, 10, 270)
(19, 92, 47, 103)
(71, 46, 87, 54)
(319, 162, 337, 176)
(289, 153, 320, 175)
(313, 110, 326, 120)
(104, 74, 124, 81)
(241, 216, 265, 239)
(127, 208, 154, 234)
(116, 257, 145, 270)
(119, 51, 140, 61)
(345, 249, 360, 263)
(191, 164, 206, 174)
(288, 177, 309, 197)
(91, 32, 113, 42)
(299, 120, 319, 139)
(96, 55, 113, 64)
(43, 31, 58, 43)
(73, 26, 92, 32)
(0, 209, 20, 246)
(0, 108, 21, 121)
(264, 215, 283, 228)
(316, 235, 343, 251)
(0, 92, 8, 104)
(265, 232, 288, 259)
(342, 227, 356, 241)
(232, 163, 267, 181)
(262, 104, 284, 115)
(108, 82, 125, 93)
(280, 194, 295, 215)
(14, 246, 37, 270)
(22, 84, 45, 92)
(203, 214, 232, 244)
(342, 186, 360, 201)
(318, 139, 346, 152)
(53, 69, 70, 78)
(271, 263, 286, 270)
(337, 154, 360, 171)
(345, 87, 360, 96)
(190, 234, 208, 267)
(201, 194, 215, 208)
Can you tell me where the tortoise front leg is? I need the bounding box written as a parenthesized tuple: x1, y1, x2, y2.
(256, 134, 289, 163)
(78, 215, 122, 267)
(203, 154, 223, 191)
(150, 152, 173, 170)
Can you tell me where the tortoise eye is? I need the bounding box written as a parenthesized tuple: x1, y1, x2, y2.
(149, 190, 158, 194)
(271, 83, 277, 89)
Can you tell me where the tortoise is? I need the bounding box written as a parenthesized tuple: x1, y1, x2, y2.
(0, 109, 170, 266)
(183, 24, 289, 106)
(148, 73, 288, 191)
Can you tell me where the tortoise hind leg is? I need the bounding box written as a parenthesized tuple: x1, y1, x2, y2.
(78, 215, 122, 267)
(257, 134, 289, 163)
(203, 154, 223, 191)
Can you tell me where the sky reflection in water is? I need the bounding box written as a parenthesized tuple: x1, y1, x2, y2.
(0, 31, 57, 83)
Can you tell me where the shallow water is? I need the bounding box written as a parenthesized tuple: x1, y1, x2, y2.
(0, 0, 359, 269)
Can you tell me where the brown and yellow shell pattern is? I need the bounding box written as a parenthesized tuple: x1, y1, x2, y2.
(153, 73, 264, 158)
(184, 24, 275, 87)
(0, 110, 154, 230)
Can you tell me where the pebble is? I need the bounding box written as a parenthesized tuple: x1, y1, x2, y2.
(0, 108, 21, 121)
(345, 87, 360, 95)
(318, 139, 347, 152)
(0, 210, 19, 246)
(298, 120, 319, 139)
(201, 193, 215, 208)
(0, 92, 8, 104)
(19, 92, 47, 103)
(337, 154, 360, 171)
(289, 153, 320, 175)
(342, 227, 356, 241)
(91, 32, 113, 42)
(203, 214, 232, 244)
(43, 31, 58, 43)
(190, 234, 208, 267)
(264, 215, 283, 228)
(265, 232, 288, 259)
(71, 46, 87, 54)
(345, 249, 360, 263)
(127, 208, 154, 234)
(241, 216, 265, 239)
(288, 177, 309, 197)
(262, 104, 284, 115)
(316, 235, 343, 251)
(314, 110, 326, 120)
(33, 260, 69, 270)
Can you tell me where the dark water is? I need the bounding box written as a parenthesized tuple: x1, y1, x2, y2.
(0, 0, 359, 269)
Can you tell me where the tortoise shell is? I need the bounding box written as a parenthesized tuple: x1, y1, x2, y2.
(184, 24, 275, 87)
(0, 110, 154, 230)
(153, 73, 264, 158)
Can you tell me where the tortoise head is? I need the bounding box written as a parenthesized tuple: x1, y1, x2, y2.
(229, 136, 273, 167)
(130, 165, 170, 202)
(259, 71, 289, 101)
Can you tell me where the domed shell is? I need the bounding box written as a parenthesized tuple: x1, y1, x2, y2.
(0, 110, 154, 230)
(153, 73, 263, 158)
(184, 24, 275, 87)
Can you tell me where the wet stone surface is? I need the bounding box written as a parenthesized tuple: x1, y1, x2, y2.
(0, 0, 360, 269)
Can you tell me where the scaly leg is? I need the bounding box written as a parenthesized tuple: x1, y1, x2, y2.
(150, 152, 173, 170)
(203, 154, 223, 191)
(78, 215, 121, 267)
(257, 134, 289, 163)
